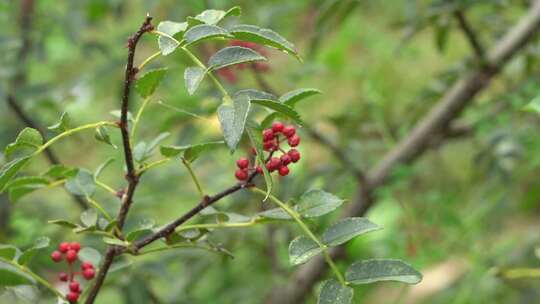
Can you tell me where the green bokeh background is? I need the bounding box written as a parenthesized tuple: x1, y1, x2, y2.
(1, 0, 540, 303)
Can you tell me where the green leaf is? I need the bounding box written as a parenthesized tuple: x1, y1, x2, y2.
(435, 21, 449, 53)
(318, 279, 353, 304)
(5, 128, 43, 158)
(109, 257, 133, 273)
(234, 89, 277, 101)
(0, 260, 35, 286)
(260, 112, 281, 129)
(322, 217, 381, 247)
(65, 169, 96, 197)
(80, 209, 98, 227)
(183, 141, 224, 162)
(78, 247, 102, 266)
(47, 219, 78, 229)
(0, 245, 18, 260)
(178, 228, 205, 240)
(125, 218, 155, 242)
(157, 21, 187, 55)
(42, 164, 77, 179)
(289, 236, 322, 265)
(208, 46, 266, 71)
(133, 132, 170, 163)
(6, 176, 50, 202)
(184, 24, 232, 46)
(296, 190, 344, 218)
(160, 141, 224, 160)
(247, 127, 272, 197)
(18, 237, 50, 265)
(48, 112, 71, 133)
(218, 95, 251, 151)
(188, 7, 241, 26)
(280, 88, 321, 107)
(345, 259, 422, 285)
(250, 99, 302, 124)
(95, 126, 116, 149)
(525, 95, 540, 114)
(102, 237, 129, 247)
(6, 176, 48, 189)
(257, 208, 291, 220)
(135, 68, 168, 98)
(0, 157, 31, 193)
(104, 220, 118, 232)
(200, 206, 251, 223)
(184, 66, 206, 96)
(94, 158, 115, 180)
(229, 24, 300, 61)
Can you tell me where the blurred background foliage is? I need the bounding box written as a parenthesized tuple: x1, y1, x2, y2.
(1, 0, 540, 303)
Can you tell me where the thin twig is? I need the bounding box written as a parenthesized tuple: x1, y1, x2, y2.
(131, 170, 260, 251)
(84, 15, 154, 304)
(454, 10, 485, 60)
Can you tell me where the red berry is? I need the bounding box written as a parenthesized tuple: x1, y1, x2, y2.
(51, 251, 63, 262)
(69, 242, 81, 252)
(282, 125, 296, 137)
(265, 157, 280, 172)
(59, 242, 70, 253)
(262, 129, 274, 141)
(279, 166, 290, 176)
(263, 140, 275, 151)
(66, 250, 78, 263)
(235, 169, 249, 181)
(280, 154, 291, 166)
(269, 157, 282, 170)
(288, 149, 301, 162)
(236, 157, 249, 169)
(67, 291, 79, 303)
(69, 281, 80, 292)
(265, 161, 275, 172)
(288, 134, 300, 147)
(83, 268, 95, 280)
(58, 272, 69, 282)
(256, 166, 263, 174)
(81, 262, 94, 270)
(272, 122, 284, 133)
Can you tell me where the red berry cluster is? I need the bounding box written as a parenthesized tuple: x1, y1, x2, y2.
(51, 242, 96, 303)
(234, 122, 301, 180)
(217, 40, 270, 83)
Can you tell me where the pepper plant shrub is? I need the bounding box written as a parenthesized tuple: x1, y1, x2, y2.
(0, 7, 422, 304)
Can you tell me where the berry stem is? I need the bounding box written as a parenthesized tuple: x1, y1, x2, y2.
(137, 50, 161, 71)
(181, 157, 205, 198)
(131, 96, 152, 142)
(84, 196, 113, 222)
(250, 187, 347, 286)
(34, 121, 118, 156)
(95, 180, 118, 196)
(180, 46, 233, 104)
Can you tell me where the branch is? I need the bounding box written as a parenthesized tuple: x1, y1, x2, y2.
(131, 170, 260, 251)
(454, 10, 485, 60)
(115, 15, 154, 231)
(84, 15, 153, 304)
(266, 1, 540, 302)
